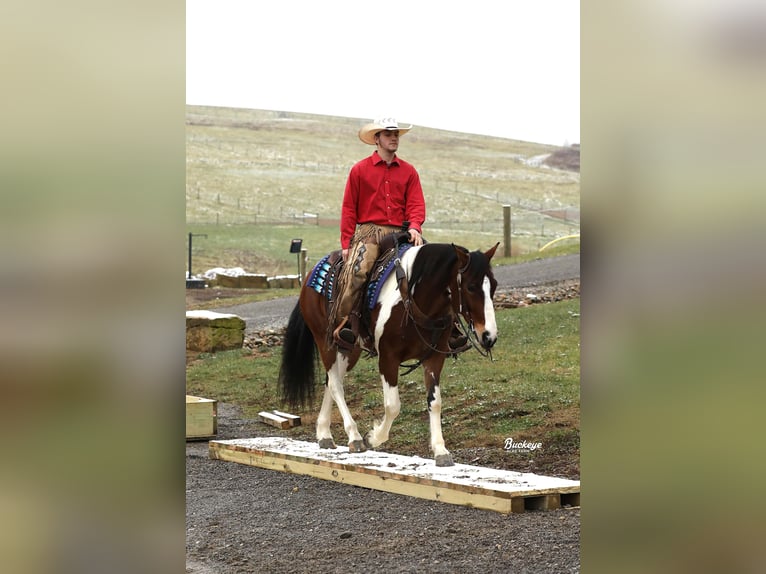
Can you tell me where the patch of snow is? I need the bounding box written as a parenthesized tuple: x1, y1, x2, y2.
(186, 310, 240, 320)
(202, 267, 247, 278)
(522, 154, 552, 167)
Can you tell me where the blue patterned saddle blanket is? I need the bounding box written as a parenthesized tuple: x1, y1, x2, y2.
(307, 243, 411, 310)
(306, 251, 342, 302)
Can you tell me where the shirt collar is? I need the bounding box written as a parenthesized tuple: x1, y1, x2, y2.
(371, 150, 399, 166)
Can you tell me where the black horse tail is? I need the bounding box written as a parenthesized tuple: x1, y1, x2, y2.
(278, 301, 318, 408)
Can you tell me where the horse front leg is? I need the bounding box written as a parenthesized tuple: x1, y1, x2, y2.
(315, 379, 336, 449)
(424, 359, 454, 466)
(364, 363, 401, 449)
(325, 354, 366, 452)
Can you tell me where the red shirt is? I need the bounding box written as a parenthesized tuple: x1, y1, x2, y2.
(340, 151, 426, 249)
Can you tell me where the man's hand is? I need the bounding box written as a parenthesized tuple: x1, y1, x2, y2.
(408, 229, 423, 246)
(342, 248, 349, 261)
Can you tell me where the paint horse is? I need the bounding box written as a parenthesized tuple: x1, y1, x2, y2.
(278, 240, 499, 466)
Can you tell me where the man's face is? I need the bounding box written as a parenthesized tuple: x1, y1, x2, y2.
(376, 130, 400, 152)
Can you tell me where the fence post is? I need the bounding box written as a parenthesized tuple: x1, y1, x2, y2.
(503, 205, 511, 257)
(300, 249, 308, 284)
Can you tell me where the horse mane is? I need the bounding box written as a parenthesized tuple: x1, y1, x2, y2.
(408, 243, 497, 297)
(408, 243, 468, 297)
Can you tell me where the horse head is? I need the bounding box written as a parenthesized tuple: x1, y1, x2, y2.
(453, 242, 499, 350)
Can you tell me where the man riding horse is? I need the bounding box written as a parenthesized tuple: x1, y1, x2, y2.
(330, 118, 426, 352)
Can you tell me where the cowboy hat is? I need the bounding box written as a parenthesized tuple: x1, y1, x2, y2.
(358, 117, 413, 145)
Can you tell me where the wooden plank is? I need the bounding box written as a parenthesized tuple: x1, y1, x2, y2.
(186, 395, 217, 440)
(209, 437, 580, 514)
(271, 410, 301, 427)
(257, 411, 290, 430)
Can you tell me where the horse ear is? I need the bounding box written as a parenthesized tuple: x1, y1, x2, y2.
(484, 242, 501, 261)
(453, 243, 469, 269)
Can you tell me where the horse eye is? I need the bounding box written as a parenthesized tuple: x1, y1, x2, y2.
(466, 283, 478, 293)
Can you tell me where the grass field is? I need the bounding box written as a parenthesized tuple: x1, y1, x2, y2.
(186, 106, 579, 276)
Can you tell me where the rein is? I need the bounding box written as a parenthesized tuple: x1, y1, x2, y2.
(455, 310, 493, 360)
(395, 259, 453, 348)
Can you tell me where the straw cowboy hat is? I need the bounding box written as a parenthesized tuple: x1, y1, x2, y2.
(358, 117, 413, 145)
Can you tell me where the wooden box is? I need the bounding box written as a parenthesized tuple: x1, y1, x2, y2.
(186, 395, 218, 440)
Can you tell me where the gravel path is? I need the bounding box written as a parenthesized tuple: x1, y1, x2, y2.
(187, 254, 581, 573)
(187, 405, 580, 574)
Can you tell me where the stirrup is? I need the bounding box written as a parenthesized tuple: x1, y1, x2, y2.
(332, 318, 356, 353)
(335, 329, 356, 353)
(338, 327, 356, 345)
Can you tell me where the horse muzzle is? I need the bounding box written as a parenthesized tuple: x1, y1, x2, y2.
(481, 330, 497, 350)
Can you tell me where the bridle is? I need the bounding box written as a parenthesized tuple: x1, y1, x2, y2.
(453, 253, 494, 359)
(393, 253, 493, 375)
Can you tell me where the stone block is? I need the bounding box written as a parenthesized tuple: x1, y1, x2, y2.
(186, 310, 246, 352)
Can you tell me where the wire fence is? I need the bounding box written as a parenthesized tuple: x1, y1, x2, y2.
(186, 212, 579, 248)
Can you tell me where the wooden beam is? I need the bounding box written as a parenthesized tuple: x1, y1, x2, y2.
(257, 412, 291, 430)
(271, 410, 301, 427)
(209, 437, 580, 515)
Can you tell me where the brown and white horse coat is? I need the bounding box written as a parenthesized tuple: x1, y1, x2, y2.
(278, 242, 499, 466)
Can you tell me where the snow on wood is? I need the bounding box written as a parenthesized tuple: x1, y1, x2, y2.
(209, 437, 580, 514)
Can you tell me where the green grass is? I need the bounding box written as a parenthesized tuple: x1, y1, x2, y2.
(185, 287, 301, 311)
(186, 221, 580, 278)
(185, 224, 338, 278)
(186, 299, 580, 459)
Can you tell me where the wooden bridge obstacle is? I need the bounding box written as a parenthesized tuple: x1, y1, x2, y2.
(209, 437, 580, 514)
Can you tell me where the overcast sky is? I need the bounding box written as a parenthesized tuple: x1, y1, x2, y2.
(186, 1, 580, 146)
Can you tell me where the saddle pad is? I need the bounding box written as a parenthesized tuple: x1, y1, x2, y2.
(366, 243, 411, 309)
(306, 243, 411, 309)
(306, 254, 338, 300)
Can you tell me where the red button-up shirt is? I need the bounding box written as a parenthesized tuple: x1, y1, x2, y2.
(340, 151, 426, 249)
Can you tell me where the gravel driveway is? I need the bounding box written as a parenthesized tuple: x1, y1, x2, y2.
(187, 254, 580, 573)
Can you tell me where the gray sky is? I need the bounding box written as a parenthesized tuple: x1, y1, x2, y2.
(187, 0, 580, 145)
